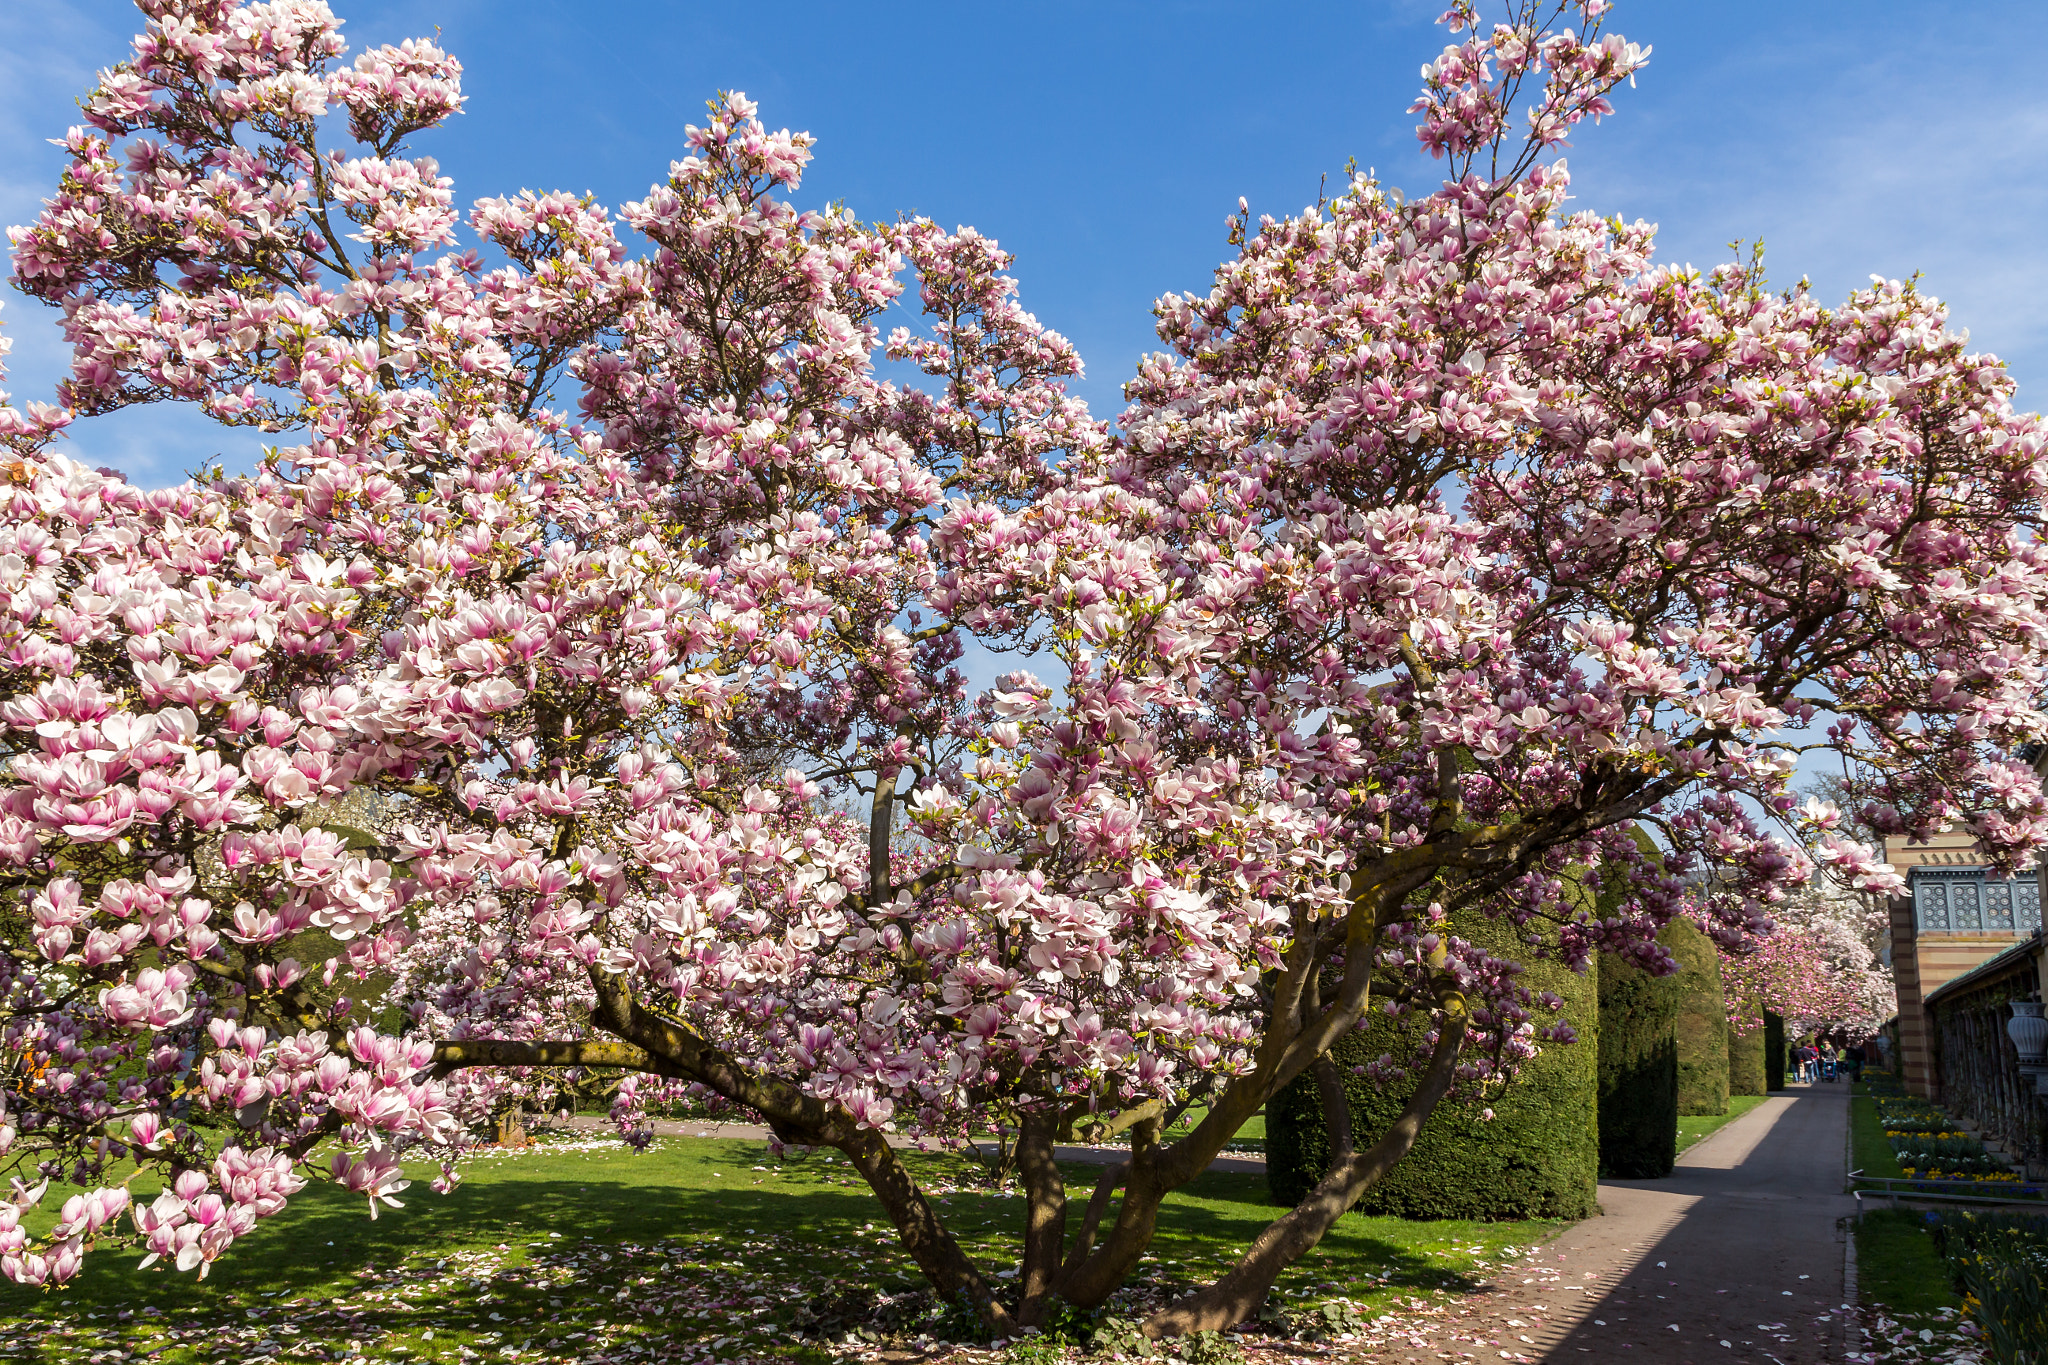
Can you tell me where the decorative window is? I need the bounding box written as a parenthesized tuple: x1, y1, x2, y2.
(1953, 878, 1983, 931)
(1911, 867, 2045, 934)
(1984, 879, 2015, 933)
(1914, 874, 1951, 931)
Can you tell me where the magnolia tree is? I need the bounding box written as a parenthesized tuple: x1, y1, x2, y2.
(1709, 877, 1896, 1038)
(4, 0, 2047, 1336)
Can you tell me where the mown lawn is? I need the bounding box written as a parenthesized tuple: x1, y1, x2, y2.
(0, 1134, 1560, 1364)
(1848, 1084, 1909, 1183)
(1674, 1095, 1769, 1154)
(1853, 1207, 1975, 1362)
(1854, 1209, 1960, 1318)
(1161, 1106, 1266, 1146)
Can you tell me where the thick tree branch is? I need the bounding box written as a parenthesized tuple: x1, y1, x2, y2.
(1143, 996, 1472, 1337)
(1016, 1109, 1067, 1323)
(429, 1038, 664, 1077)
(868, 776, 894, 896)
(582, 968, 1016, 1333)
(1062, 1097, 1165, 1144)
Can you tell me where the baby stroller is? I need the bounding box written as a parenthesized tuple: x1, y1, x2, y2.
(1819, 1057, 1838, 1083)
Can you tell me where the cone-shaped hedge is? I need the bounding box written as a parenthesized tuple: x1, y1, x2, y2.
(1597, 943, 1679, 1179)
(1666, 918, 1729, 1116)
(1764, 1010, 1786, 1091)
(1265, 909, 1598, 1221)
(1728, 1009, 1768, 1096)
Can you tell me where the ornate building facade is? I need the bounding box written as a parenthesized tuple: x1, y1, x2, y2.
(1887, 831, 2047, 1096)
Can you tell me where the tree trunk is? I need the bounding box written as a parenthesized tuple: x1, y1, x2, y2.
(1312, 1054, 1354, 1165)
(841, 1125, 1019, 1335)
(569, 948, 1439, 1336)
(579, 968, 1019, 1333)
(495, 1101, 529, 1148)
(1140, 1007, 1469, 1338)
(1047, 908, 1389, 1309)
(1016, 1110, 1067, 1325)
(1045, 1117, 1167, 1308)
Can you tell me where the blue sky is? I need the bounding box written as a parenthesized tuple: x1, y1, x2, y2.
(3, 0, 2045, 488)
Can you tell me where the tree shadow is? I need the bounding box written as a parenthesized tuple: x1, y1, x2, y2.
(1527, 1208, 1848, 1364)
(1528, 1092, 1855, 1363)
(4, 1141, 1506, 1362)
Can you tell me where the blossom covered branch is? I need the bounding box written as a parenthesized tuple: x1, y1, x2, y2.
(1, 0, 2043, 1338)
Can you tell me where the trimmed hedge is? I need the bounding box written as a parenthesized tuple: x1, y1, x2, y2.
(1597, 944, 1679, 1179)
(1765, 1010, 1786, 1091)
(1266, 909, 1598, 1221)
(1666, 918, 1729, 1116)
(1728, 1008, 1768, 1097)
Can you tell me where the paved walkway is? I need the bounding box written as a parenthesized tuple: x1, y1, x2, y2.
(1453, 1083, 1858, 1365)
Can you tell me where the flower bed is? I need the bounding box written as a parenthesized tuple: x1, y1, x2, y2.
(1892, 1137, 2014, 1179)
(1875, 1105, 2015, 1178)
(1899, 1169, 2026, 1185)
(1865, 1097, 2023, 1190)
(1875, 1097, 1947, 1126)
(1881, 1115, 1963, 1137)
(1929, 1211, 2048, 1365)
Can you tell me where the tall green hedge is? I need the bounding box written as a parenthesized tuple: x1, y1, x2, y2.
(1266, 909, 1598, 1221)
(1764, 1010, 1786, 1091)
(1666, 918, 1729, 1116)
(1728, 1007, 1767, 1096)
(1597, 944, 1679, 1179)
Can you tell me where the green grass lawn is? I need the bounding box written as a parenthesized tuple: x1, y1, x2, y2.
(1848, 1086, 1912, 1182)
(1160, 1105, 1265, 1146)
(0, 1134, 1559, 1364)
(1851, 1210, 1979, 1360)
(1854, 1209, 1961, 1317)
(1674, 1094, 1769, 1154)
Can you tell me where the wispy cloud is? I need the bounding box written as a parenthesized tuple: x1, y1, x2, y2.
(4, 0, 2043, 499)
(1562, 10, 2048, 406)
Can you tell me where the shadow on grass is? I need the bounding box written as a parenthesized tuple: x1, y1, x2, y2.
(10, 1171, 894, 1310)
(4, 1140, 1522, 1357)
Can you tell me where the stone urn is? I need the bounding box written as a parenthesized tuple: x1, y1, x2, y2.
(2009, 999, 2048, 1096)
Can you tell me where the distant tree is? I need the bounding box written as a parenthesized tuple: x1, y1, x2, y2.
(1706, 879, 1897, 1039)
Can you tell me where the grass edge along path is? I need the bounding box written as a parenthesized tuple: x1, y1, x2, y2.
(0, 1132, 1564, 1365)
(1849, 1084, 1910, 1181)
(1674, 1094, 1769, 1155)
(1851, 1210, 1977, 1365)
(1846, 1082, 1985, 1365)
(1855, 1210, 1963, 1318)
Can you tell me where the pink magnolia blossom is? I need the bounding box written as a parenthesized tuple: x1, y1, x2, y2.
(1, 0, 2042, 1339)
(1708, 876, 1897, 1037)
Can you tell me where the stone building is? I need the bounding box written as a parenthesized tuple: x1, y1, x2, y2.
(1885, 830, 2046, 1097)
(1918, 929, 2047, 1177)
